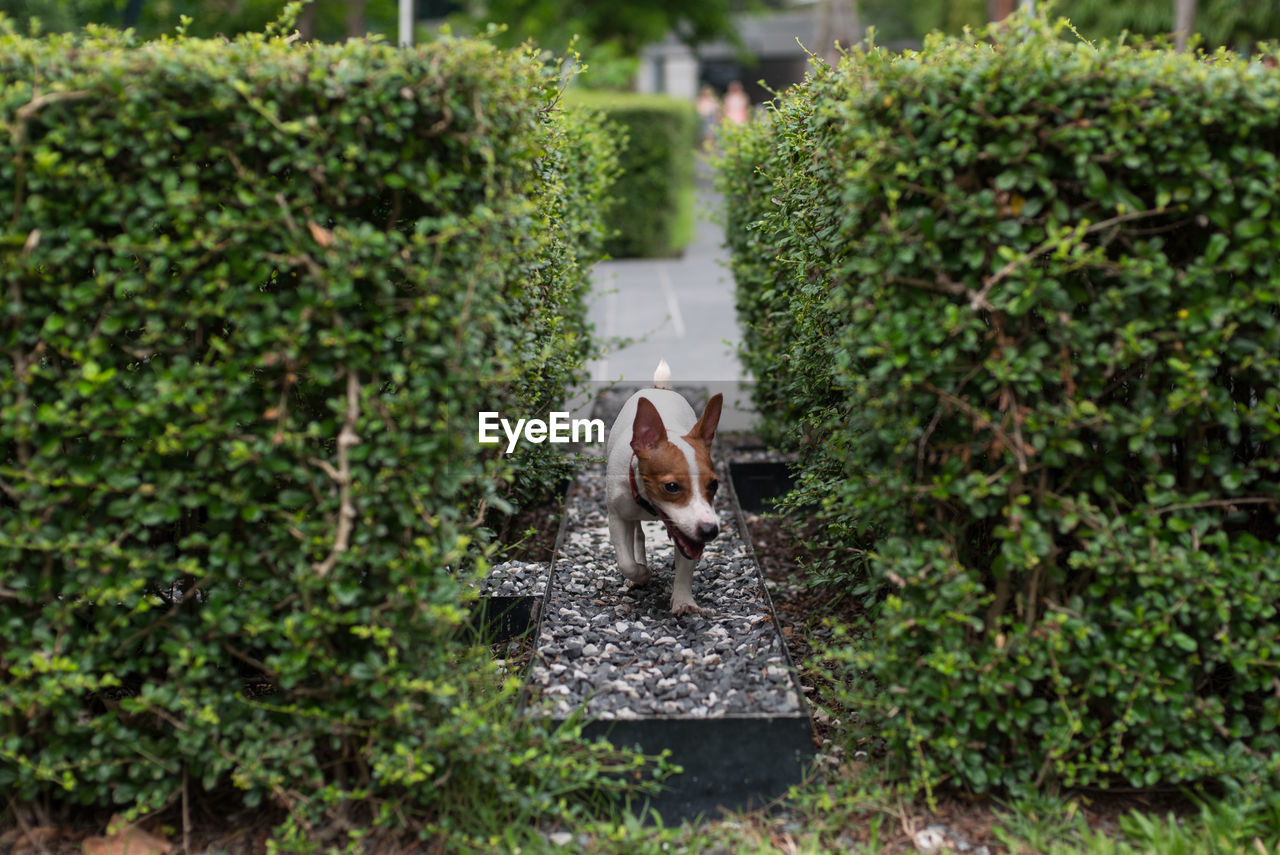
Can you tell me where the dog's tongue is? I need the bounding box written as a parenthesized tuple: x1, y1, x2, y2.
(668, 525, 706, 561)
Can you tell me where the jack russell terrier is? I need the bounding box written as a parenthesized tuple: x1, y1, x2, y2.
(605, 360, 723, 616)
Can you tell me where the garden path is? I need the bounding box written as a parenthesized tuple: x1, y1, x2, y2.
(581, 158, 756, 431)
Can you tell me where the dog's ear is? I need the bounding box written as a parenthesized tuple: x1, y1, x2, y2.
(630, 396, 667, 455)
(691, 393, 723, 444)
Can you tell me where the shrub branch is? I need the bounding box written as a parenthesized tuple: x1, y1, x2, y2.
(312, 370, 362, 578)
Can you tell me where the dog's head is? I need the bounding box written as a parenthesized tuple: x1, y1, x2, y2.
(629, 393, 723, 560)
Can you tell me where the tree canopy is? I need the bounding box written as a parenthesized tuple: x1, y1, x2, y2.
(858, 0, 985, 45)
(1057, 0, 1280, 52)
(461, 0, 741, 54)
(0, 0, 396, 41)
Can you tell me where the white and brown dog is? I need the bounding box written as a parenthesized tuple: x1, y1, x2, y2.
(605, 360, 723, 616)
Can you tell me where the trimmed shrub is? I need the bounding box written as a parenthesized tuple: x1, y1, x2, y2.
(566, 91, 698, 258)
(716, 81, 836, 451)
(0, 23, 634, 840)
(720, 19, 1280, 796)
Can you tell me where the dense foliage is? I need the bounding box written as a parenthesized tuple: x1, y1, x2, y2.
(566, 91, 698, 259)
(0, 23, 639, 843)
(719, 19, 1280, 796)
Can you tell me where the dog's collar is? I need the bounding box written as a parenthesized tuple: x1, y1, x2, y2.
(628, 454, 660, 517)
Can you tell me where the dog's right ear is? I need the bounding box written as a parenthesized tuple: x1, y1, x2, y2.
(630, 397, 667, 455)
(692, 393, 723, 445)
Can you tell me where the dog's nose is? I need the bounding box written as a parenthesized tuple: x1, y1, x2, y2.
(697, 522, 719, 542)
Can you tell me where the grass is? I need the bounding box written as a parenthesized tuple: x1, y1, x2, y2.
(477, 777, 1280, 855)
(10, 712, 1268, 853)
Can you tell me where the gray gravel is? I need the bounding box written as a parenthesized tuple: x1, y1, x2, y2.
(478, 560, 551, 597)
(525, 449, 803, 720)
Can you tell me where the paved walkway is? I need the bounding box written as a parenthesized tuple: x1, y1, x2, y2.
(580, 161, 757, 431)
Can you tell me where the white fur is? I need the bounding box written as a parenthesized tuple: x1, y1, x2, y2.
(652, 358, 672, 390)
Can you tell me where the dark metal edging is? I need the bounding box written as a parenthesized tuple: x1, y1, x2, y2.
(578, 713, 815, 823)
(471, 476, 576, 645)
(721, 451, 818, 742)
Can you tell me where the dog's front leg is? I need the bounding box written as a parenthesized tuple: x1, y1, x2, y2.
(670, 553, 704, 616)
(609, 513, 651, 586)
(632, 524, 647, 574)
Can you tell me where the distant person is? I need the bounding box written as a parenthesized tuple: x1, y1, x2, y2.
(696, 85, 721, 149)
(723, 81, 750, 126)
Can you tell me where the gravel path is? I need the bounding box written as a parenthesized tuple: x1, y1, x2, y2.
(479, 560, 551, 597)
(525, 451, 803, 721)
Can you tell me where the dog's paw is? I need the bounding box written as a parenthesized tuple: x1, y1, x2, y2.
(621, 563, 652, 586)
(670, 598, 706, 617)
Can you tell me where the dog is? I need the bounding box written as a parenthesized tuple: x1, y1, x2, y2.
(605, 360, 723, 616)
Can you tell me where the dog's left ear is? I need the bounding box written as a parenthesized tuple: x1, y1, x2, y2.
(692, 393, 723, 444)
(631, 396, 668, 455)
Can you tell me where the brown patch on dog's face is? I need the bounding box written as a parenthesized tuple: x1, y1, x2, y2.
(631, 392, 722, 511)
(637, 442, 698, 508)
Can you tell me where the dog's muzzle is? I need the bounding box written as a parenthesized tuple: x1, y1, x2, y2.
(629, 462, 718, 561)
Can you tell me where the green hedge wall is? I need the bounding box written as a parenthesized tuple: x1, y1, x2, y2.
(566, 91, 697, 258)
(717, 79, 832, 451)
(0, 24, 633, 839)
(720, 20, 1280, 796)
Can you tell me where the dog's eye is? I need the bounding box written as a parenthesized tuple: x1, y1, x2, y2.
(708, 479, 719, 496)
(663, 482, 682, 494)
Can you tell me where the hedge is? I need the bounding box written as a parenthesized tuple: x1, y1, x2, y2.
(0, 22, 639, 842)
(566, 91, 697, 258)
(719, 18, 1280, 796)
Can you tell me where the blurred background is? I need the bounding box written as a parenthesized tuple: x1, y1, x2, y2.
(2, 1, 1278, 97)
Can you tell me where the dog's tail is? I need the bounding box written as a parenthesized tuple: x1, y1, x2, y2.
(653, 359, 672, 390)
